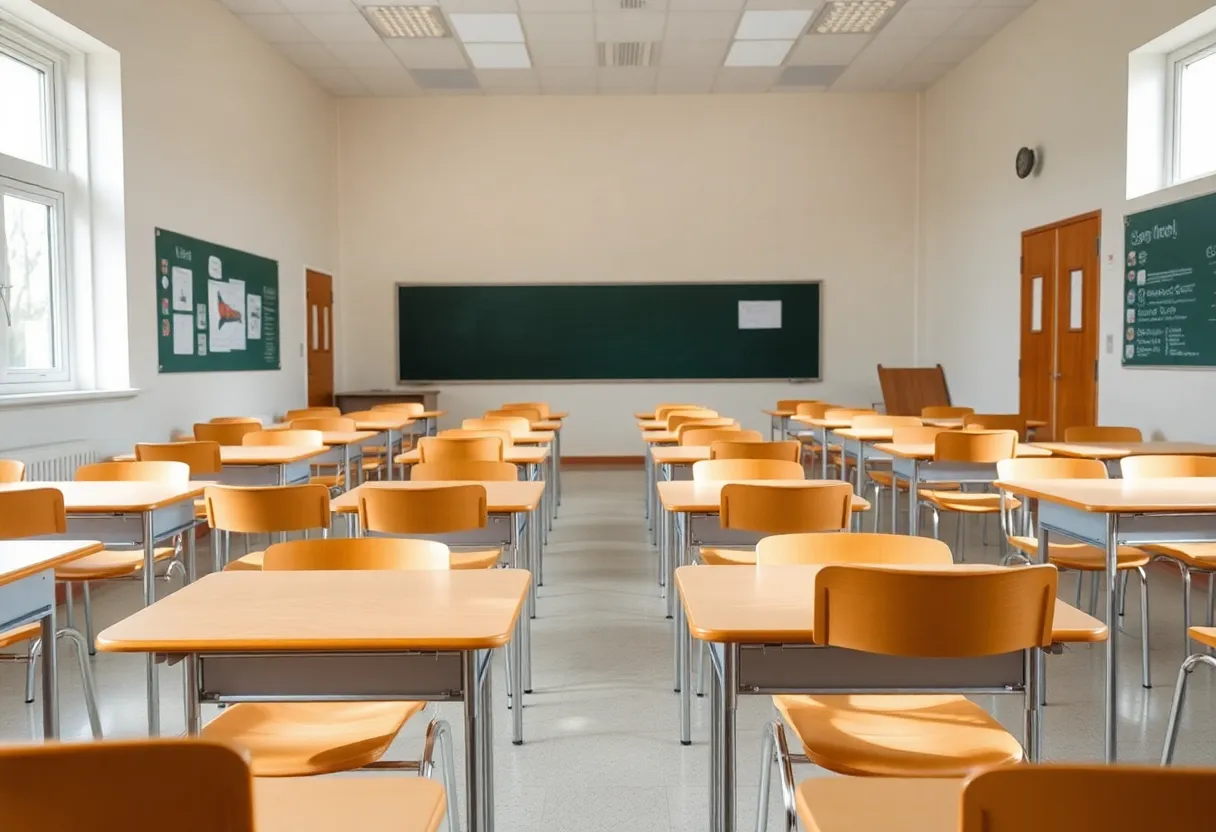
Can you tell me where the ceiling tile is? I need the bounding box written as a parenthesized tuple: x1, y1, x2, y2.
(724, 39, 793, 66)
(659, 38, 729, 66)
(948, 5, 1026, 37)
(466, 42, 532, 67)
(902, 0, 978, 7)
(594, 0, 669, 9)
(775, 63, 843, 85)
(476, 68, 541, 87)
(439, 0, 521, 11)
(743, 0, 820, 9)
(274, 42, 342, 67)
(539, 65, 599, 89)
(914, 34, 985, 63)
(656, 65, 716, 92)
(518, 0, 594, 11)
(599, 65, 658, 85)
(664, 12, 741, 41)
(295, 13, 383, 42)
(387, 38, 471, 68)
(669, 0, 744, 8)
(529, 39, 598, 66)
(880, 6, 966, 38)
(786, 32, 869, 64)
(351, 65, 422, 94)
(449, 12, 526, 42)
(280, 0, 353, 12)
(221, 0, 289, 13)
(410, 67, 482, 89)
(734, 9, 813, 40)
(303, 64, 370, 94)
(327, 41, 403, 67)
(238, 13, 319, 42)
(713, 66, 780, 92)
(522, 12, 595, 40)
(594, 11, 667, 41)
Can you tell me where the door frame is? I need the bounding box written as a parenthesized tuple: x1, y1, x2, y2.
(304, 265, 335, 407)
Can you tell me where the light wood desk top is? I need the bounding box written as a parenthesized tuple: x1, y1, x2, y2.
(795, 777, 959, 832)
(96, 569, 531, 653)
(1030, 441, 1216, 460)
(331, 480, 546, 514)
(834, 426, 920, 442)
(923, 417, 1048, 429)
(656, 480, 870, 513)
(761, 409, 796, 418)
(0, 481, 205, 512)
(0, 540, 105, 585)
(395, 446, 549, 466)
(997, 477, 1216, 513)
(117, 446, 330, 466)
(872, 442, 1051, 460)
(642, 431, 679, 444)
(503, 431, 554, 445)
(652, 446, 712, 465)
(533, 419, 561, 431)
(271, 415, 416, 431)
(634, 411, 656, 421)
(676, 564, 1107, 644)
(549, 411, 569, 420)
(639, 420, 668, 431)
(790, 416, 853, 429)
(256, 777, 445, 832)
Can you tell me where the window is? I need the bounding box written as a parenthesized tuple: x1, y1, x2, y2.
(0, 24, 71, 390)
(1168, 32, 1216, 184)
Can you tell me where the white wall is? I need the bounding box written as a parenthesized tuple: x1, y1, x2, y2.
(0, 0, 338, 457)
(918, 0, 1216, 440)
(336, 94, 918, 455)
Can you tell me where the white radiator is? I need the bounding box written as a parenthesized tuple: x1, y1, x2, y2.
(1, 441, 101, 481)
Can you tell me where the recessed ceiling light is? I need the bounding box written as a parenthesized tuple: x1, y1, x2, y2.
(448, 13, 525, 44)
(362, 5, 449, 39)
(465, 42, 531, 69)
(724, 40, 794, 67)
(813, 0, 898, 35)
(734, 10, 814, 41)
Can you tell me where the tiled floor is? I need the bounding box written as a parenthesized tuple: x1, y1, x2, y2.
(2, 467, 1216, 830)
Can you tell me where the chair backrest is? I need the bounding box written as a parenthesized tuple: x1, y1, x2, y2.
(934, 430, 1019, 463)
(486, 407, 540, 423)
(135, 442, 222, 476)
(411, 461, 519, 482)
(242, 429, 324, 448)
(892, 425, 951, 445)
(720, 483, 853, 534)
(710, 440, 800, 462)
(654, 404, 701, 420)
(665, 408, 719, 429)
(1120, 455, 1216, 479)
(372, 402, 426, 415)
(263, 537, 451, 571)
(290, 417, 356, 432)
(813, 564, 1058, 656)
(682, 429, 761, 448)
(851, 414, 923, 430)
(439, 428, 514, 449)
(1063, 425, 1144, 443)
(340, 410, 385, 423)
(358, 484, 487, 534)
(77, 461, 190, 484)
(959, 764, 1216, 832)
(963, 413, 1028, 439)
(776, 399, 819, 411)
(418, 436, 504, 463)
(756, 532, 953, 566)
(0, 459, 25, 483)
(921, 406, 974, 419)
(672, 417, 737, 436)
(997, 457, 1108, 480)
(0, 739, 255, 831)
(209, 416, 262, 425)
(194, 421, 260, 446)
(464, 416, 531, 437)
(692, 458, 805, 481)
(284, 407, 340, 420)
(502, 401, 551, 418)
(0, 488, 66, 538)
(794, 402, 834, 419)
(203, 484, 331, 534)
(822, 408, 876, 424)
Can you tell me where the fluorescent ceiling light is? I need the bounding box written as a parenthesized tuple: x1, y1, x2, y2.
(813, 0, 898, 35)
(724, 40, 794, 67)
(362, 5, 449, 38)
(465, 42, 531, 69)
(734, 10, 813, 41)
(448, 13, 525, 44)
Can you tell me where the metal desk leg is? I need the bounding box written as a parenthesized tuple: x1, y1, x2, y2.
(184, 526, 196, 584)
(142, 512, 160, 736)
(709, 643, 720, 832)
(908, 461, 921, 536)
(855, 439, 866, 494)
(659, 495, 668, 597)
(39, 604, 58, 739)
(463, 651, 485, 832)
(511, 615, 524, 746)
(386, 429, 396, 481)
(556, 427, 562, 507)
(1105, 514, 1119, 763)
(820, 426, 828, 478)
(184, 654, 201, 736)
(1024, 646, 1042, 762)
(343, 445, 352, 491)
(714, 643, 738, 832)
(672, 511, 685, 687)
(515, 511, 534, 694)
(480, 651, 496, 832)
(679, 583, 692, 744)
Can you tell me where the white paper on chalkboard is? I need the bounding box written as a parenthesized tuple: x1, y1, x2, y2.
(172, 314, 194, 355)
(738, 300, 782, 330)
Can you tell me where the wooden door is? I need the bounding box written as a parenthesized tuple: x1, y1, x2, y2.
(306, 269, 334, 407)
(1019, 229, 1055, 434)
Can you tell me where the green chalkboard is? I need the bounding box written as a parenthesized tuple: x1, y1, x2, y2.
(397, 282, 821, 382)
(1123, 191, 1216, 367)
(155, 228, 280, 373)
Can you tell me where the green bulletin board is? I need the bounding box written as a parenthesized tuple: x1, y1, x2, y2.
(155, 228, 280, 373)
(1122, 191, 1216, 367)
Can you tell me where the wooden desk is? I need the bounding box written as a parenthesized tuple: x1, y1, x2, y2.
(761, 408, 796, 440)
(256, 777, 445, 832)
(656, 480, 870, 515)
(1031, 441, 1216, 463)
(651, 446, 712, 466)
(334, 389, 439, 413)
(924, 417, 1049, 434)
(275, 415, 415, 481)
(97, 569, 529, 832)
(0, 482, 203, 736)
(331, 480, 545, 517)
(395, 446, 548, 467)
(997, 476, 1216, 764)
(117, 445, 329, 486)
(677, 563, 1106, 832)
(638, 420, 667, 431)
(795, 778, 959, 832)
(789, 417, 858, 479)
(0, 540, 104, 739)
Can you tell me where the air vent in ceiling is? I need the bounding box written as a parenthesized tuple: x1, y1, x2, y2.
(619, 0, 647, 9)
(597, 41, 661, 67)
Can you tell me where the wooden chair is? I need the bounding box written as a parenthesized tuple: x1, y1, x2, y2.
(418, 436, 504, 463)
(963, 413, 1028, 440)
(836, 414, 921, 490)
(792, 403, 835, 466)
(0, 488, 102, 737)
(242, 429, 345, 492)
(700, 482, 853, 566)
(195, 421, 260, 446)
(710, 440, 798, 462)
(0, 459, 24, 482)
(205, 484, 331, 572)
(1063, 425, 1143, 442)
(463, 417, 531, 437)
(866, 426, 953, 531)
(290, 416, 356, 432)
(502, 401, 551, 419)
(77, 461, 189, 483)
(917, 431, 1020, 559)
(794, 402, 834, 418)
(412, 461, 519, 482)
(654, 404, 702, 420)
(756, 532, 953, 566)
(285, 407, 340, 420)
(486, 407, 541, 425)
(357, 484, 502, 569)
(691, 458, 804, 481)
(200, 539, 460, 832)
(135, 441, 222, 476)
(921, 406, 974, 420)
(1121, 454, 1216, 478)
(665, 409, 719, 429)
(209, 416, 262, 425)
(1163, 627, 1216, 764)
(263, 537, 451, 570)
(758, 564, 1058, 832)
(776, 399, 819, 412)
(997, 457, 1152, 688)
(439, 428, 514, 448)
(680, 428, 757, 447)
(672, 418, 737, 438)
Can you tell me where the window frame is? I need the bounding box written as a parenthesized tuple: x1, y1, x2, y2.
(1165, 29, 1216, 186)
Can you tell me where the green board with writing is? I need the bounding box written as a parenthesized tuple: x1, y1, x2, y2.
(1123, 191, 1216, 367)
(155, 228, 280, 373)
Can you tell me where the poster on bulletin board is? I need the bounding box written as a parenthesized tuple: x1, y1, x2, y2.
(155, 228, 280, 373)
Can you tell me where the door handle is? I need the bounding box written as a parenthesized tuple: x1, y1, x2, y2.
(1052, 372, 1063, 380)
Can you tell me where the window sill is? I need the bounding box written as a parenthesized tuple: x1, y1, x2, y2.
(0, 388, 140, 410)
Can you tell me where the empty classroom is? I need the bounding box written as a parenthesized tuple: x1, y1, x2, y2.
(1, 0, 1216, 829)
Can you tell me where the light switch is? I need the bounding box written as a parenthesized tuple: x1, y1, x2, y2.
(1105, 334, 1114, 354)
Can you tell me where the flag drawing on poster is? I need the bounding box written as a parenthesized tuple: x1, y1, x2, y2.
(172, 314, 194, 355)
(247, 294, 262, 340)
(171, 267, 193, 312)
(208, 278, 246, 353)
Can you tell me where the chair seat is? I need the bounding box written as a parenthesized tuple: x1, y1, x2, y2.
(310, 474, 344, 488)
(1189, 627, 1216, 650)
(869, 471, 959, 491)
(774, 694, 1023, 778)
(201, 701, 424, 777)
(919, 490, 1019, 513)
(700, 548, 755, 566)
(226, 548, 501, 571)
(1147, 543, 1216, 570)
(55, 546, 178, 580)
(224, 551, 265, 571)
(0, 621, 39, 649)
(1009, 537, 1149, 570)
